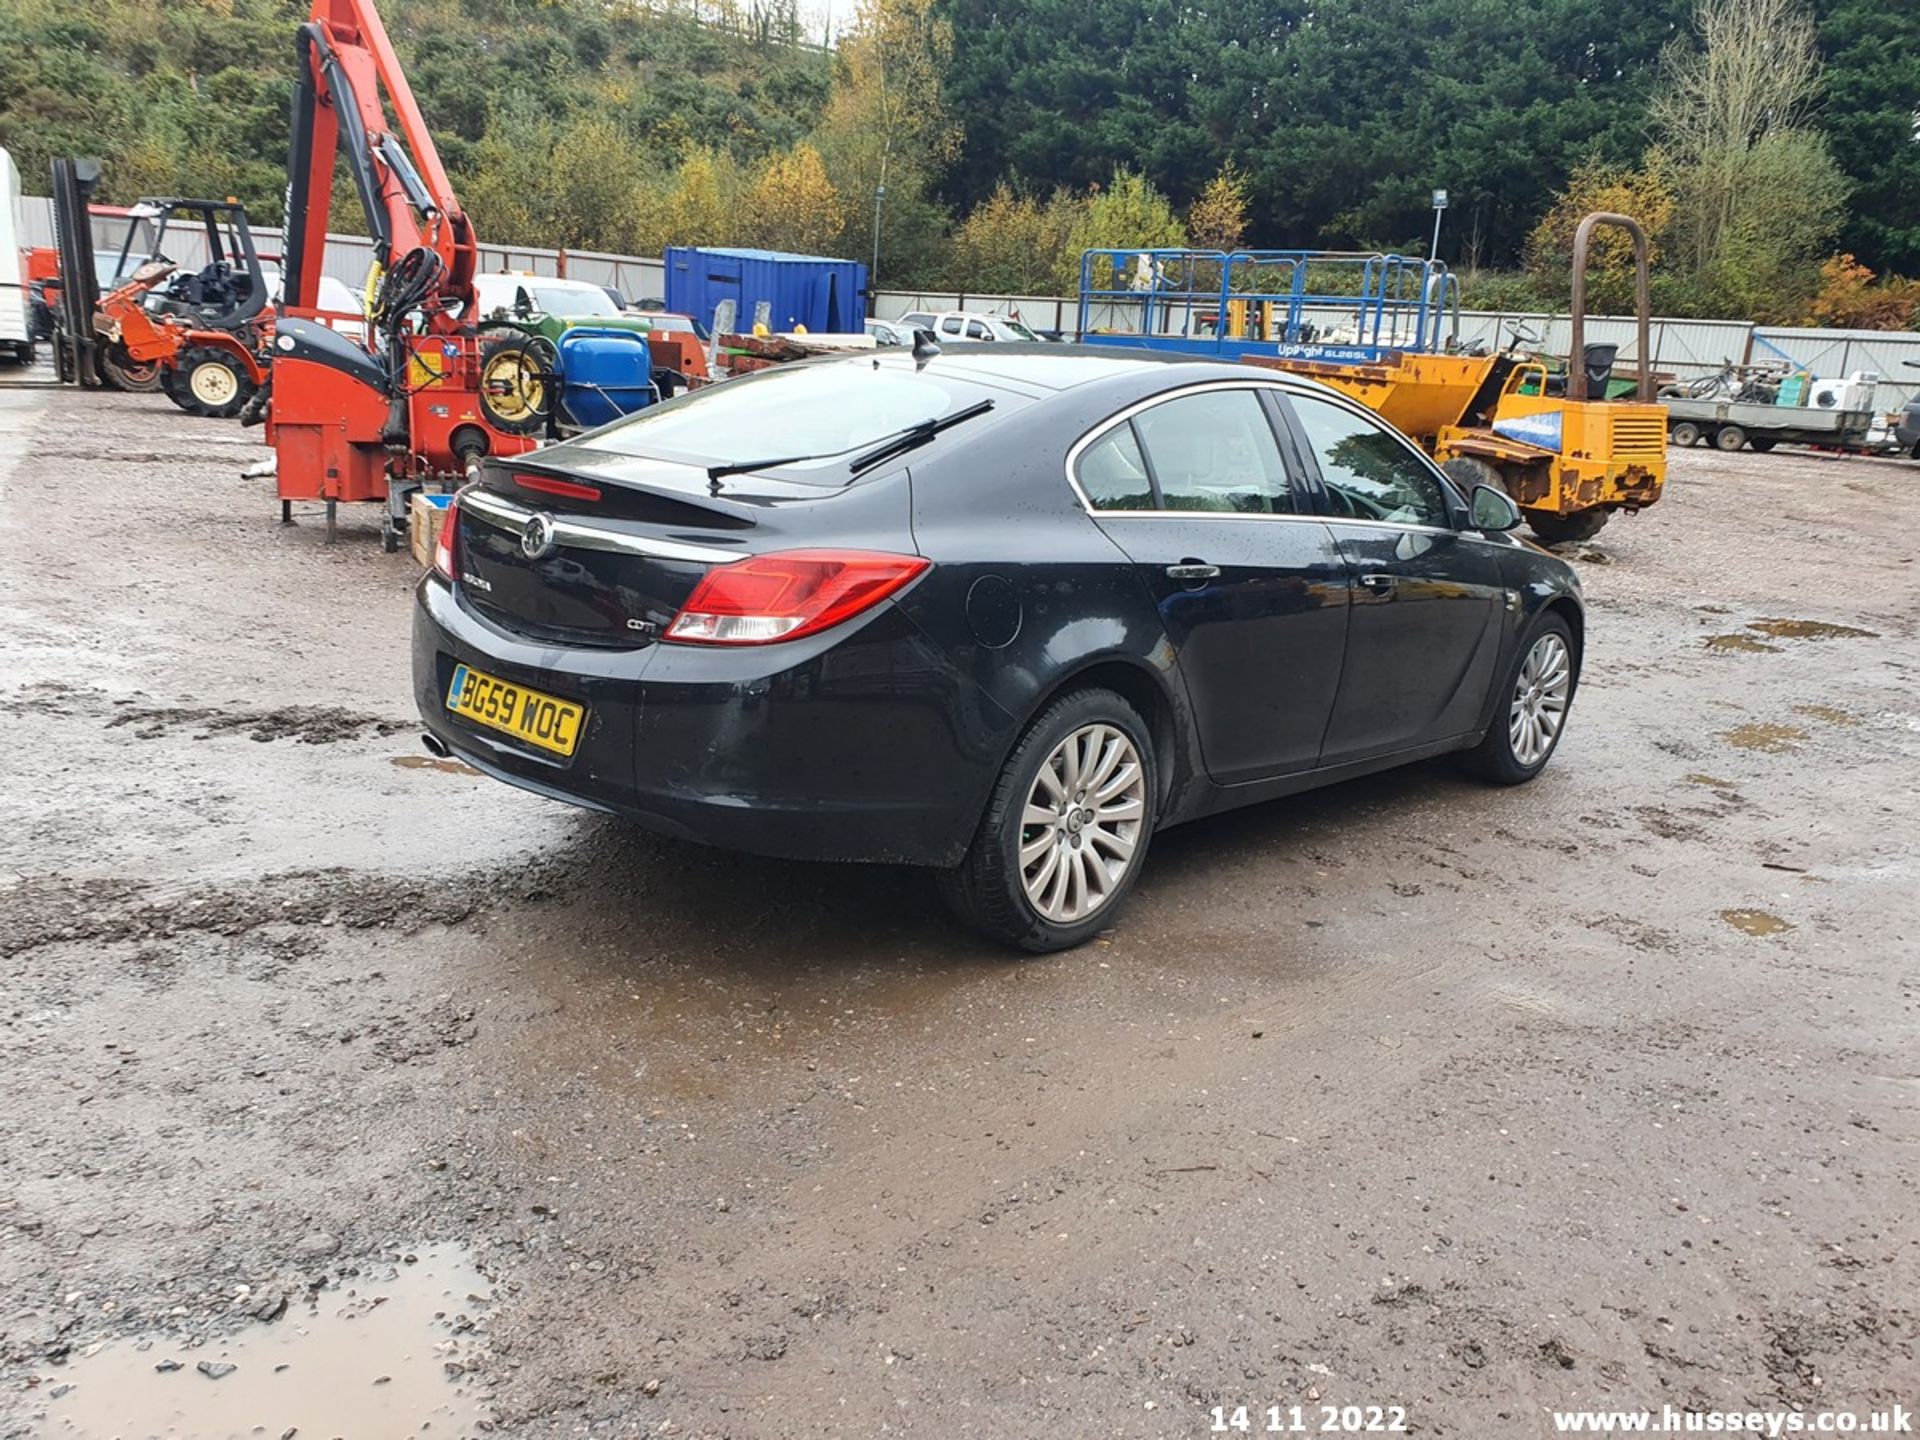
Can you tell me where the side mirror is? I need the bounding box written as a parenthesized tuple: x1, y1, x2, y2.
(1470, 483, 1522, 532)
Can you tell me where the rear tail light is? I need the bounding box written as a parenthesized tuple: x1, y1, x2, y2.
(513, 472, 601, 502)
(665, 549, 930, 645)
(433, 493, 460, 580)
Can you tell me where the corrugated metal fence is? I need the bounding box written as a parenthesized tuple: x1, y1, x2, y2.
(23, 197, 1919, 407)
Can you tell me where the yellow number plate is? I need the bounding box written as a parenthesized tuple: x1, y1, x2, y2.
(446, 663, 585, 757)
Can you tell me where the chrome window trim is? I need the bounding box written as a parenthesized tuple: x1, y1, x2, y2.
(1064, 379, 1323, 524)
(460, 488, 741, 564)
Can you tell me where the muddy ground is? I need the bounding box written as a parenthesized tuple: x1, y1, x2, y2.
(0, 369, 1915, 1440)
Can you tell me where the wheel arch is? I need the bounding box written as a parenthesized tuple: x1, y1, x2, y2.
(1012, 654, 1189, 817)
(1543, 595, 1584, 683)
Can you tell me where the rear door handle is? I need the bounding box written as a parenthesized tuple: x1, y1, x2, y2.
(1165, 562, 1220, 581)
(1358, 572, 1398, 591)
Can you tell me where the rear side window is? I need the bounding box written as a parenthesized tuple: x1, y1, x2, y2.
(1288, 393, 1449, 527)
(941, 316, 963, 335)
(1077, 425, 1155, 511)
(1131, 389, 1297, 515)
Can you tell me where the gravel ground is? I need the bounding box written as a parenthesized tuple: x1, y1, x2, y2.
(1, 370, 1915, 1439)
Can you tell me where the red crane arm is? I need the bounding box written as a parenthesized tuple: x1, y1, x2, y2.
(281, 0, 476, 325)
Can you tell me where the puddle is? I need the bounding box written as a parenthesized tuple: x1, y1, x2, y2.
(1793, 704, 1858, 727)
(1746, 618, 1879, 641)
(1721, 723, 1805, 753)
(1720, 908, 1796, 937)
(1705, 633, 1780, 653)
(391, 755, 479, 776)
(37, 1244, 490, 1440)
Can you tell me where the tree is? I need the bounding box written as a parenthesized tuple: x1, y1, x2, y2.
(661, 148, 745, 248)
(1652, 0, 1849, 316)
(1814, 0, 1920, 273)
(1525, 160, 1675, 311)
(1187, 164, 1248, 254)
(811, 0, 959, 283)
(1803, 254, 1920, 330)
(743, 143, 842, 253)
(549, 116, 650, 252)
(1058, 168, 1187, 293)
(950, 183, 1084, 294)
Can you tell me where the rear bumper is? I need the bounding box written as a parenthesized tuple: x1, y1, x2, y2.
(412, 576, 1013, 866)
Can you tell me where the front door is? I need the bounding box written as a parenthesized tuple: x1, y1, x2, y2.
(1279, 391, 1506, 762)
(1076, 384, 1352, 785)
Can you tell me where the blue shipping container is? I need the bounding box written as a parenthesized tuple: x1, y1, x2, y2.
(664, 247, 869, 336)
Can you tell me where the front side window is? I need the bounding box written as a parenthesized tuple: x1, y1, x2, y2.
(1289, 394, 1449, 528)
(967, 320, 991, 340)
(1131, 389, 1297, 515)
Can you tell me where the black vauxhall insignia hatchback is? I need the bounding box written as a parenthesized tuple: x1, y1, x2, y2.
(414, 345, 1583, 951)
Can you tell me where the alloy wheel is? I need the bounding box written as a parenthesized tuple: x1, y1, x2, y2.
(1509, 632, 1571, 767)
(1018, 722, 1147, 924)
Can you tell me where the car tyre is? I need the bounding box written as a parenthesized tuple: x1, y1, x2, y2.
(1460, 612, 1577, 786)
(1669, 420, 1701, 447)
(940, 687, 1156, 953)
(1713, 424, 1747, 452)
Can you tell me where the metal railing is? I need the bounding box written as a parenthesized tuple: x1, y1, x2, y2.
(1074, 248, 1460, 357)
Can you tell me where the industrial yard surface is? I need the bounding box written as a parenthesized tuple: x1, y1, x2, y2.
(2, 374, 1915, 1435)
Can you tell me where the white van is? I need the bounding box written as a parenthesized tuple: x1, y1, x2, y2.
(0, 148, 34, 363)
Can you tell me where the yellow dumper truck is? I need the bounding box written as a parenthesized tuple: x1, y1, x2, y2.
(1076, 213, 1665, 543)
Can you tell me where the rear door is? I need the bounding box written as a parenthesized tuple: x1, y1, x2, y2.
(1075, 383, 1351, 785)
(1277, 390, 1506, 762)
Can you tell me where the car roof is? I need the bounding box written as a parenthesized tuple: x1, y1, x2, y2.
(475, 273, 601, 294)
(847, 342, 1289, 395)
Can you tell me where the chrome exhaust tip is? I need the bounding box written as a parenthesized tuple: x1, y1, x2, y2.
(421, 731, 452, 759)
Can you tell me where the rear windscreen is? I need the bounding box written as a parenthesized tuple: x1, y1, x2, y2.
(575, 360, 1019, 480)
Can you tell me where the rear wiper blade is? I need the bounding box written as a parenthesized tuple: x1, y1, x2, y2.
(706, 453, 819, 481)
(703, 398, 996, 484)
(849, 399, 995, 475)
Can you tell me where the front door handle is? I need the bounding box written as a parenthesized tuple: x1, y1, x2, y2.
(1166, 561, 1220, 581)
(1357, 572, 1398, 591)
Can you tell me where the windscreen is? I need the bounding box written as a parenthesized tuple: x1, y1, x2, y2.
(576, 362, 1007, 479)
(533, 285, 619, 318)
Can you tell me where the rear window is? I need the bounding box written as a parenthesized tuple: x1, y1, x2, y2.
(575, 359, 1017, 480)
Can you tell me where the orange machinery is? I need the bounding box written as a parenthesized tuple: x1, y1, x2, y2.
(92, 199, 273, 413)
(266, 0, 535, 544)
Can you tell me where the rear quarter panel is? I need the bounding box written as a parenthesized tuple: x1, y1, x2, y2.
(893, 383, 1210, 826)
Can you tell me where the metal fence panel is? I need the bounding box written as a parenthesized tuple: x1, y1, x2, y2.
(1754, 327, 1920, 406)
(22, 195, 1919, 404)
